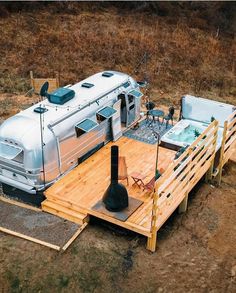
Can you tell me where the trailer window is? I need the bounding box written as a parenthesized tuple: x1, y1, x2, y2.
(128, 95, 134, 104)
(75, 119, 98, 137)
(96, 106, 117, 122)
(13, 151, 24, 164)
(0, 142, 23, 161)
(123, 81, 130, 88)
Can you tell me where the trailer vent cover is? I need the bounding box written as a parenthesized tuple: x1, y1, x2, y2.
(81, 82, 94, 88)
(48, 88, 75, 105)
(102, 72, 114, 77)
(34, 106, 48, 114)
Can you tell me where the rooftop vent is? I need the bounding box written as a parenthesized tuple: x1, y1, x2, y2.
(81, 82, 94, 88)
(102, 72, 114, 77)
(34, 106, 48, 114)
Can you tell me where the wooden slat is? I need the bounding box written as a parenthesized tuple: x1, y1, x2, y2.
(42, 200, 89, 222)
(226, 124, 236, 140)
(42, 202, 89, 225)
(216, 112, 236, 185)
(0, 196, 42, 212)
(0, 227, 60, 251)
(62, 222, 88, 251)
(227, 110, 236, 122)
(30, 71, 60, 94)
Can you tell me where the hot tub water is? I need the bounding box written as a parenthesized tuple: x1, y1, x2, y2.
(166, 124, 203, 145)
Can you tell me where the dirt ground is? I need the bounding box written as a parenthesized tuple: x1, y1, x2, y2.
(0, 93, 236, 292)
(0, 167, 235, 293)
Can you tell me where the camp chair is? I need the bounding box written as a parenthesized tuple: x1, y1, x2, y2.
(143, 176, 156, 192)
(118, 156, 129, 185)
(145, 101, 155, 123)
(163, 106, 175, 128)
(143, 168, 165, 192)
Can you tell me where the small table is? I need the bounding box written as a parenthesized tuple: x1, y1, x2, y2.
(149, 109, 165, 123)
(130, 172, 147, 188)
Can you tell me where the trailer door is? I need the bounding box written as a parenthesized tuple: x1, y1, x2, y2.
(111, 99, 122, 141)
(126, 93, 136, 127)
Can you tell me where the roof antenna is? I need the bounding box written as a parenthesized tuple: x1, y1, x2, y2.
(40, 81, 49, 102)
(133, 52, 151, 105)
(39, 103, 46, 189)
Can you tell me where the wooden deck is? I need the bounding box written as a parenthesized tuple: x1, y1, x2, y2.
(43, 137, 176, 236)
(42, 120, 220, 252)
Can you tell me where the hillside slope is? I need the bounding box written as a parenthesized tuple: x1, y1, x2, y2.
(0, 2, 235, 104)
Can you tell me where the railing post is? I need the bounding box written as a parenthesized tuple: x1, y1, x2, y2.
(147, 190, 159, 252)
(30, 70, 34, 89)
(55, 71, 60, 88)
(178, 193, 189, 213)
(216, 120, 228, 186)
(205, 120, 218, 183)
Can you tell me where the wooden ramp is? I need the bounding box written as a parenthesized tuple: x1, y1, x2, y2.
(42, 137, 176, 237)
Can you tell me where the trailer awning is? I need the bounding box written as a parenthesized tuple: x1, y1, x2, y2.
(0, 142, 23, 160)
(97, 106, 117, 119)
(75, 119, 98, 137)
(129, 89, 143, 98)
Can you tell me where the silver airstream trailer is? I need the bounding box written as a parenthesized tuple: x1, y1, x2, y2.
(0, 71, 143, 196)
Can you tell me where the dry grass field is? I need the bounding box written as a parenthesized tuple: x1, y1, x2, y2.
(0, 2, 235, 103)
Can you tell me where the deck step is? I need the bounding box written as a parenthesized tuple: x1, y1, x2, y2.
(41, 199, 89, 225)
(45, 194, 87, 214)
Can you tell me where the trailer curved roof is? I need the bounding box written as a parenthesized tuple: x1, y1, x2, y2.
(17, 71, 131, 126)
(0, 71, 135, 146)
(69, 71, 130, 107)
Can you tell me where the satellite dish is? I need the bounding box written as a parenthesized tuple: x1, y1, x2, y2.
(40, 81, 49, 97)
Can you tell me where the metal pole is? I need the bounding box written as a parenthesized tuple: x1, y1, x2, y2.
(39, 105, 46, 188)
(153, 131, 161, 179)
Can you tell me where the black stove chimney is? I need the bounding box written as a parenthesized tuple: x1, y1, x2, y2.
(102, 145, 129, 212)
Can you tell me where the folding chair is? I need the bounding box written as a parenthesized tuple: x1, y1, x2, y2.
(118, 156, 129, 185)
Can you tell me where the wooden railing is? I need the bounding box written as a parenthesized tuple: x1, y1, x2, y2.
(147, 120, 219, 251)
(30, 71, 60, 94)
(216, 110, 236, 185)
